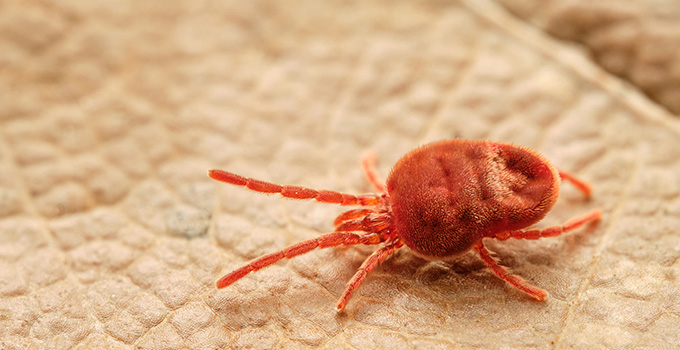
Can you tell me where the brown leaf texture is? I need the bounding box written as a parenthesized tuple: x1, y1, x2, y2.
(1, 0, 679, 349)
(498, 0, 680, 115)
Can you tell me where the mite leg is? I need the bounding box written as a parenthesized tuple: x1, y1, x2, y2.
(336, 240, 404, 312)
(209, 169, 381, 206)
(361, 151, 386, 193)
(474, 242, 548, 300)
(216, 231, 385, 288)
(494, 209, 602, 241)
(334, 208, 373, 227)
(335, 214, 391, 233)
(558, 169, 593, 199)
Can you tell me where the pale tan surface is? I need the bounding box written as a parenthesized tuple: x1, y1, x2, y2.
(1, 0, 679, 349)
(498, 0, 680, 115)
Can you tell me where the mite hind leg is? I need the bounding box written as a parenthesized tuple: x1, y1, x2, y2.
(494, 209, 602, 241)
(558, 168, 593, 199)
(474, 242, 548, 300)
(483, 209, 602, 299)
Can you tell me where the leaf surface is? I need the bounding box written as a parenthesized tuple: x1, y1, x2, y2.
(1, 0, 678, 349)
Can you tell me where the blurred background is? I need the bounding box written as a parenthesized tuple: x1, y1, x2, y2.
(1, 0, 679, 349)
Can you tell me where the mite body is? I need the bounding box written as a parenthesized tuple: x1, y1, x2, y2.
(210, 139, 601, 311)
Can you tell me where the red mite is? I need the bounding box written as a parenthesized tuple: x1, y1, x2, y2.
(209, 140, 602, 311)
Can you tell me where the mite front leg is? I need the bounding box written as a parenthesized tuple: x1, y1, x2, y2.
(474, 242, 548, 300)
(494, 209, 602, 241)
(361, 151, 386, 194)
(208, 169, 381, 206)
(216, 231, 385, 288)
(333, 208, 373, 227)
(336, 240, 403, 312)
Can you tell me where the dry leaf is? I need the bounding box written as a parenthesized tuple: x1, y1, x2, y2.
(1, 0, 678, 349)
(498, 0, 680, 115)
